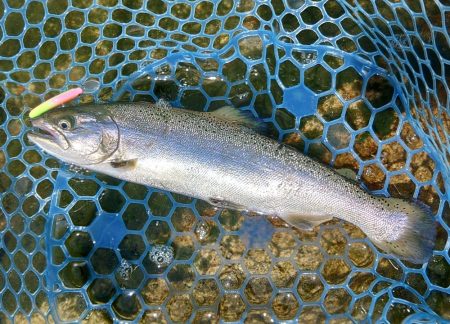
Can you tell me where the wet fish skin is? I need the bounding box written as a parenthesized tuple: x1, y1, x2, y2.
(28, 101, 436, 263)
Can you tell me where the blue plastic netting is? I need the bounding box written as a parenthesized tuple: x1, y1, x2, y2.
(0, 0, 449, 322)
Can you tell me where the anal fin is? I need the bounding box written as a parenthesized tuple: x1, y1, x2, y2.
(284, 214, 333, 231)
(208, 197, 245, 210)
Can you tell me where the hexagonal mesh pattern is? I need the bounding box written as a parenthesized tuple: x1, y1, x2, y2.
(0, 0, 449, 322)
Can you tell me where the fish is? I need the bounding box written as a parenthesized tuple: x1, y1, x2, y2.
(27, 101, 436, 263)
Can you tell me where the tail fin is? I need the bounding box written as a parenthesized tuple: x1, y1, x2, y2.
(373, 198, 436, 264)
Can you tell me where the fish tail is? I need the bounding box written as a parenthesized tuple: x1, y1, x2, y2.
(372, 198, 436, 264)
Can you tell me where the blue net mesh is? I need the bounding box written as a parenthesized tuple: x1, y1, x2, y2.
(0, 0, 449, 322)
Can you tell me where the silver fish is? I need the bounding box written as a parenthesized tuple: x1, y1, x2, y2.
(28, 101, 435, 263)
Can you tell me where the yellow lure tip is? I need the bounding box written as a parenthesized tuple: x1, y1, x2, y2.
(29, 87, 83, 119)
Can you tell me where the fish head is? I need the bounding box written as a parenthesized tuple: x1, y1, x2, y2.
(28, 106, 119, 165)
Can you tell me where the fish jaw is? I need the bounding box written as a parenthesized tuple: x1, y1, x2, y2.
(28, 117, 70, 160)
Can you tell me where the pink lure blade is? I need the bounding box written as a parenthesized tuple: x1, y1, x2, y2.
(29, 87, 83, 119)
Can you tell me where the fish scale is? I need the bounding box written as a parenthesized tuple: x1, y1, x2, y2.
(29, 101, 435, 264)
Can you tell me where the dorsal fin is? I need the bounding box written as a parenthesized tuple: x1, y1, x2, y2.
(211, 106, 265, 132)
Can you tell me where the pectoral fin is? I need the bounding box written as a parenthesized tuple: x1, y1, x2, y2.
(284, 214, 333, 230)
(110, 158, 138, 170)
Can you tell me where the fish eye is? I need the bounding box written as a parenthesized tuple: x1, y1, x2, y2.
(58, 119, 72, 130)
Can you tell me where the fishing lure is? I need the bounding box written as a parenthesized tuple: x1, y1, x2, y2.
(29, 87, 83, 119)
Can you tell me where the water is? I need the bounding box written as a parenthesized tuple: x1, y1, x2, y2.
(148, 245, 174, 268)
(82, 79, 101, 93)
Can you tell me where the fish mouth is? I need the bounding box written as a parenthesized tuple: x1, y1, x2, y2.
(28, 118, 69, 150)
